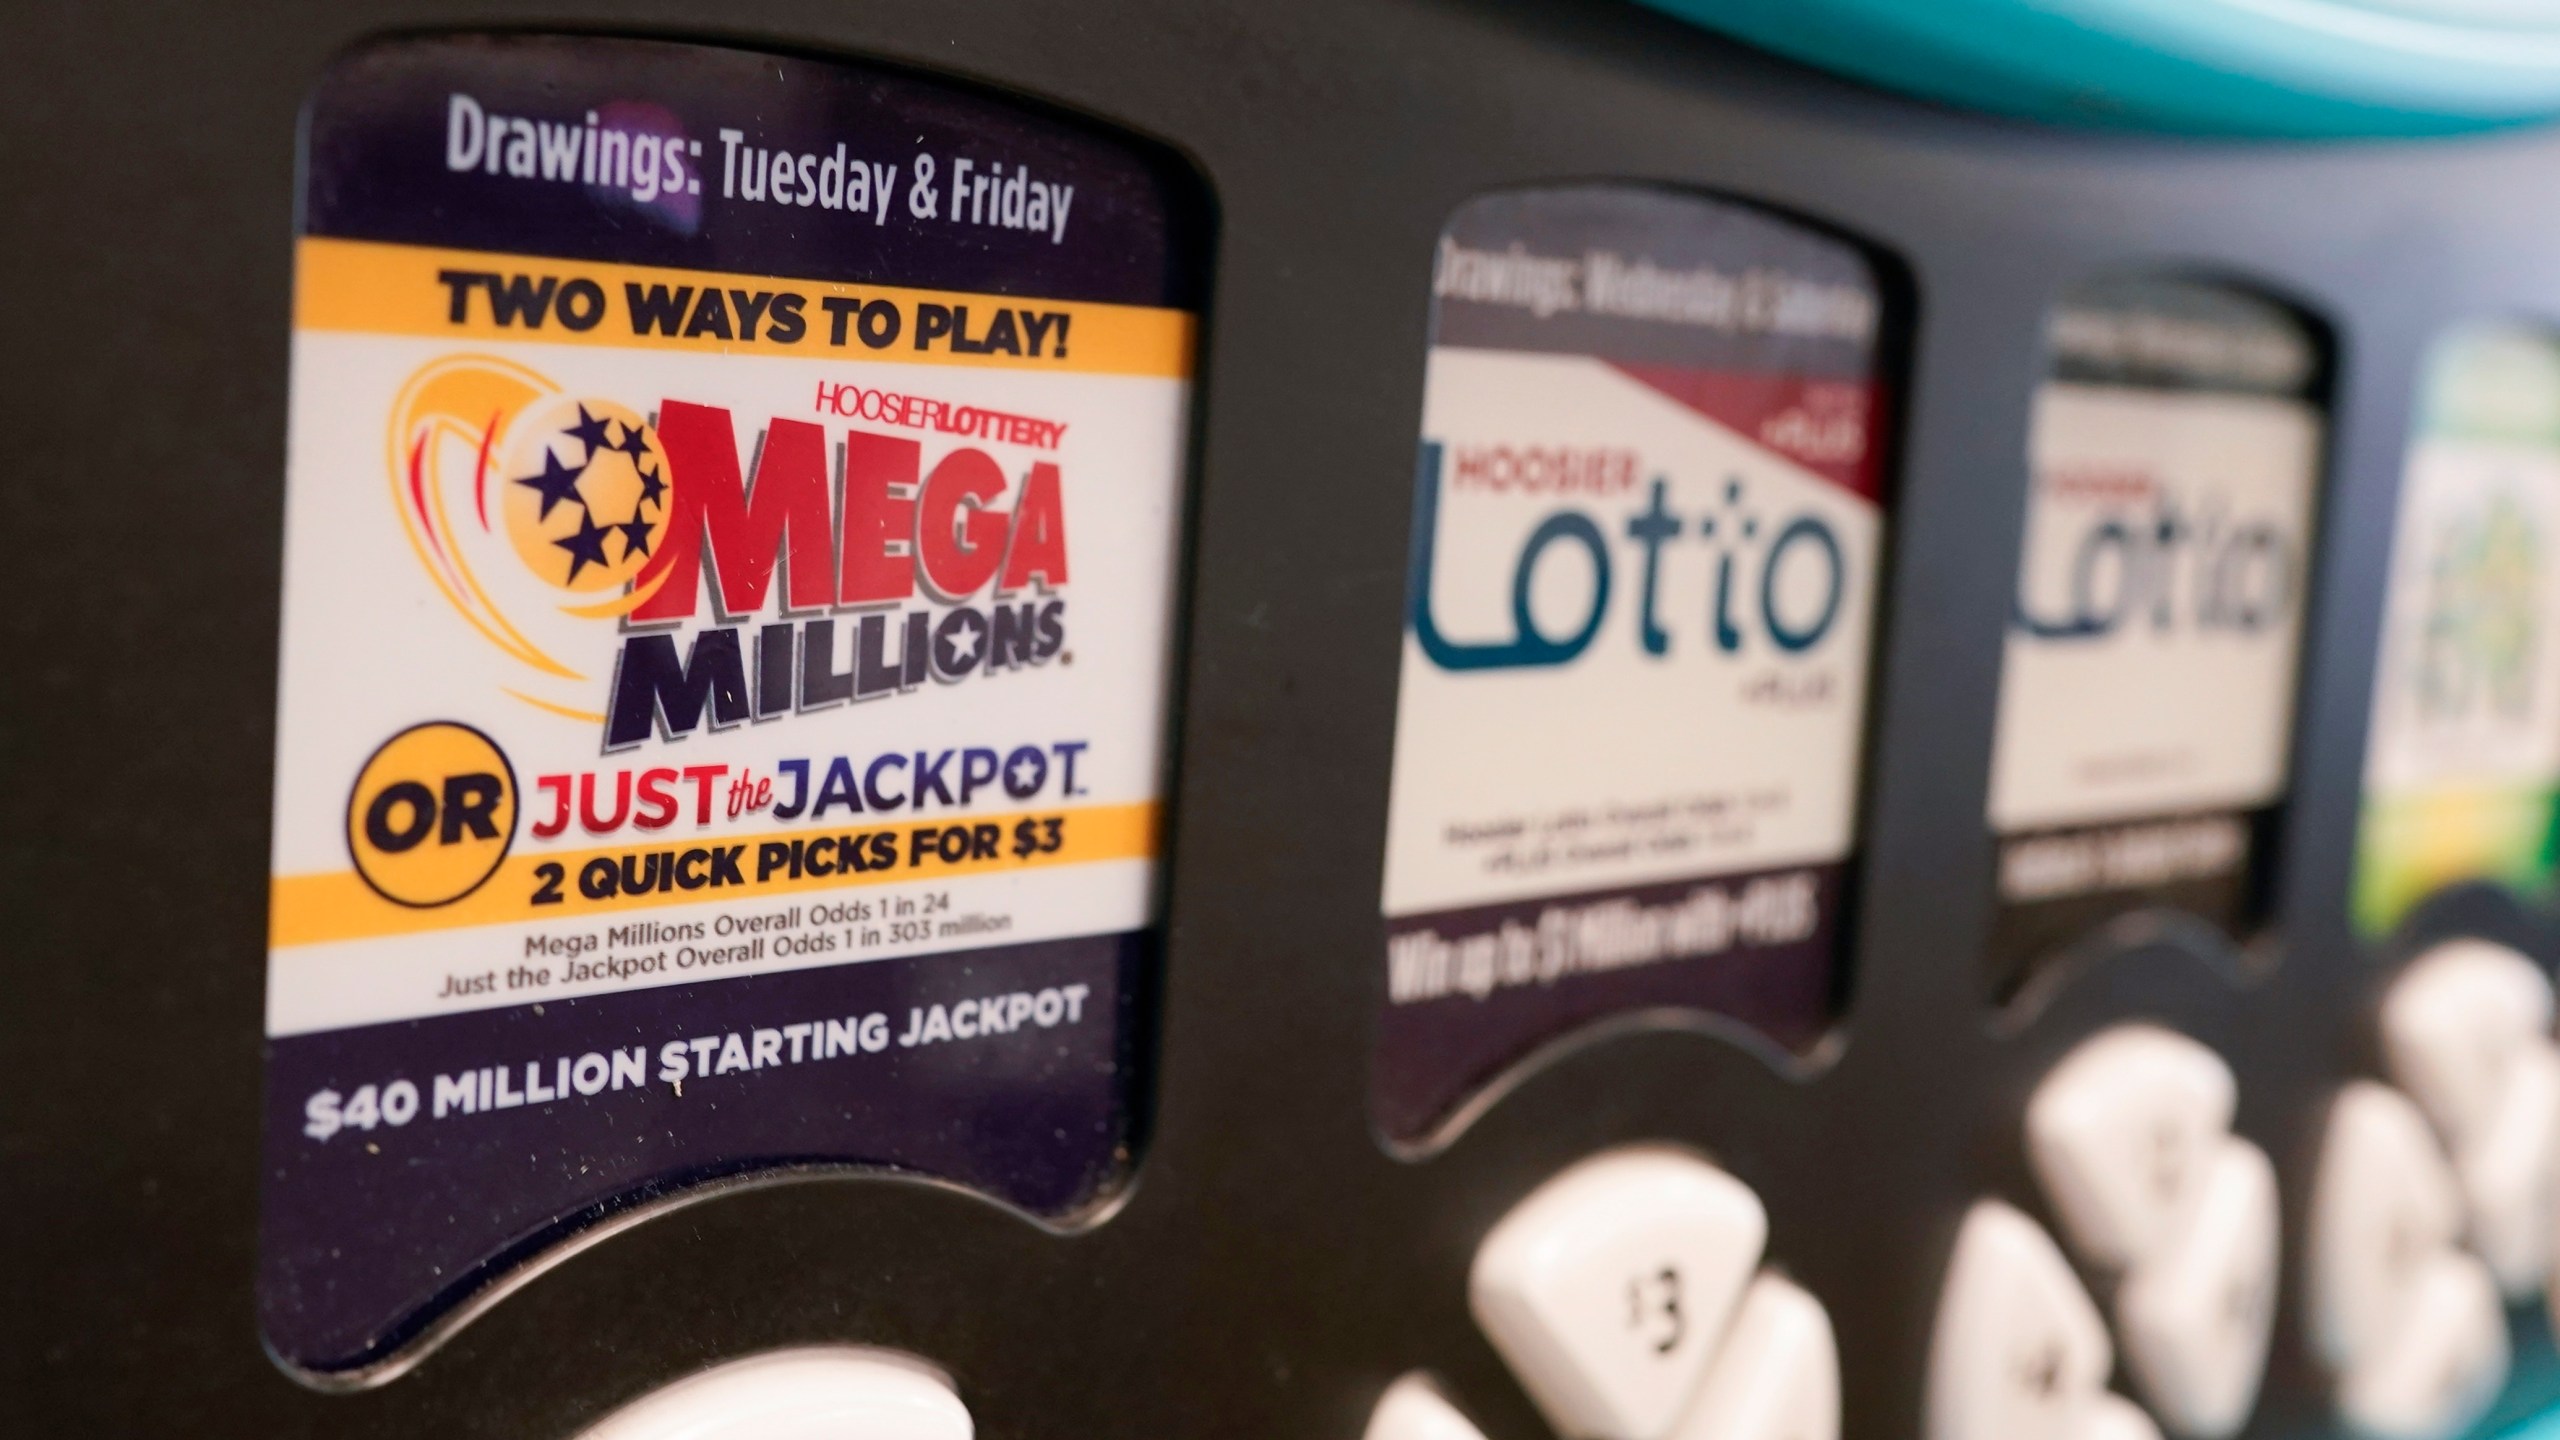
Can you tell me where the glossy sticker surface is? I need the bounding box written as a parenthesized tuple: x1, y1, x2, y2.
(2355, 325, 2560, 935)
(1375, 186, 1892, 1144)
(1985, 277, 2326, 998)
(261, 34, 1203, 1379)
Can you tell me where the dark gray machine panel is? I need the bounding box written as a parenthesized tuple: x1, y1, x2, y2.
(14, 0, 2560, 1436)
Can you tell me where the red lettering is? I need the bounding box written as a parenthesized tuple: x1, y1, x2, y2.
(633, 402, 834, 621)
(578, 770, 632, 833)
(839, 431, 919, 605)
(916, 448, 1008, 599)
(633, 767, 680, 830)
(682, 765, 728, 825)
(636, 403, 1068, 615)
(532, 775, 571, 838)
(999, 461, 1068, 592)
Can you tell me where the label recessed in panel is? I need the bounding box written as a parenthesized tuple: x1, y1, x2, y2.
(262, 34, 1202, 1379)
(1374, 186, 1892, 1143)
(2354, 325, 2560, 936)
(1986, 278, 2326, 997)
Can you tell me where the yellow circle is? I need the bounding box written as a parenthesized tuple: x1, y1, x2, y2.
(500, 397, 672, 593)
(346, 722, 518, 908)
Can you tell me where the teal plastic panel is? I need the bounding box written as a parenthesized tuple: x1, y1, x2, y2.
(2504, 1413, 2560, 1439)
(1636, 0, 2560, 136)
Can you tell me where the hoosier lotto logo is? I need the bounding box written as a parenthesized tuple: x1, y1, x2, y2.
(387, 356, 1074, 747)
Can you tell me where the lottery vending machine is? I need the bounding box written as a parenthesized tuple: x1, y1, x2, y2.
(23, 2, 2560, 1439)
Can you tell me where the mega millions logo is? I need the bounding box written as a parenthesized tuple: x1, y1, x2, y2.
(387, 355, 1071, 749)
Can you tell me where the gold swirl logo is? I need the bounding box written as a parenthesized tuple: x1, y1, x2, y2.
(385, 358, 678, 719)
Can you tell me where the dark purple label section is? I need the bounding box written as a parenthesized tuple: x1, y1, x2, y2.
(258, 934, 1141, 1376)
(304, 34, 1207, 307)
(1987, 806, 2278, 998)
(1373, 864, 1843, 1142)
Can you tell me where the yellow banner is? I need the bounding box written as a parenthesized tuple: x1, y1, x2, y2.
(293, 236, 1195, 378)
(272, 801, 1157, 949)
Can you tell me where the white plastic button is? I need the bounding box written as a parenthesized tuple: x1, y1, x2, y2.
(1470, 1147, 1767, 1440)
(572, 1347, 970, 1440)
(2305, 1083, 2465, 1373)
(2456, 1038, 2560, 1296)
(2073, 1392, 2166, 1440)
(2380, 939, 2554, 1155)
(2026, 1025, 2238, 1272)
(1926, 1200, 2113, 1440)
(1670, 1272, 1840, 1440)
(2335, 1250, 2509, 1440)
(1364, 1375, 1489, 1440)
(2113, 1137, 2280, 1439)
